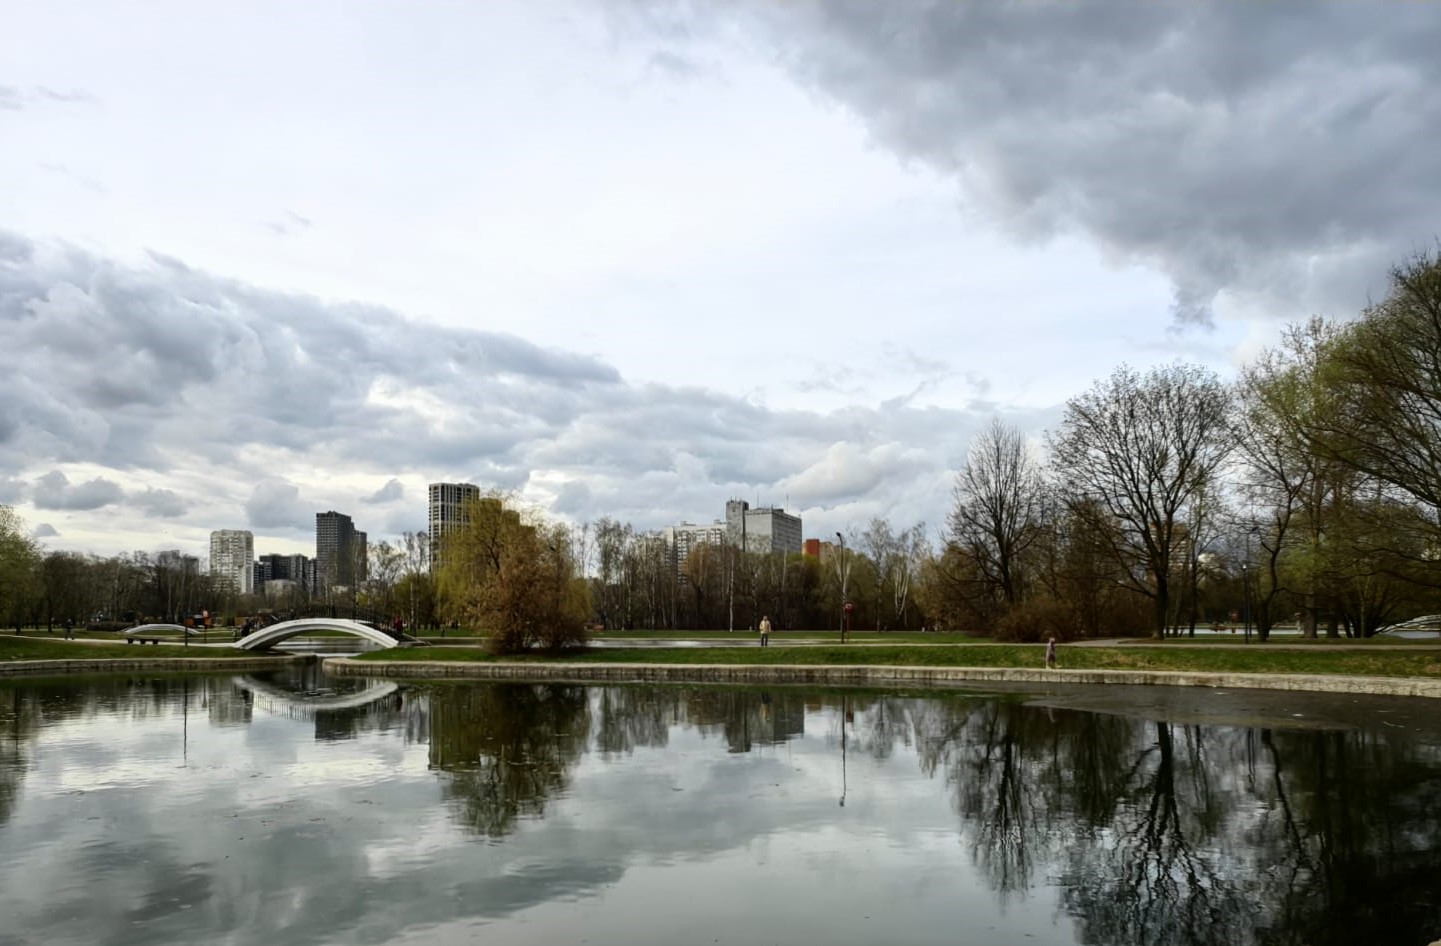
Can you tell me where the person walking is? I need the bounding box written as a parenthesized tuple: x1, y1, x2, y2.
(759, 614, 772, 648)
(64, 617, 74, 640)
(1045, 636, 1058, 669)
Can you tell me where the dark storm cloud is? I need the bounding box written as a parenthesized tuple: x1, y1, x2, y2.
(32, 470, 124, 510)
(623, 1, 1441, 324)
(362, 478, 404, 504)
(2, 229, 1021, 541)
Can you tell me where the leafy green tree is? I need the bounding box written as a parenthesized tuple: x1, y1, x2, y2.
(0, 506, 41, 631)
(437, 493, 590, 653)
(1307, 251, 1441, 578)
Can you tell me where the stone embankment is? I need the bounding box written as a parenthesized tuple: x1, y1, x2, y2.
(0, 655, 310, 677)
(323, 658, 1441, 700)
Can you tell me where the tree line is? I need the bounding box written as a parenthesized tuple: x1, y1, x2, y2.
(940, 251, 1441, 641)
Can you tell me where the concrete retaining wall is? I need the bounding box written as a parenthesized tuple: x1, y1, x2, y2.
(0, 655, 310, 677)
(322, 658, 1441, 700)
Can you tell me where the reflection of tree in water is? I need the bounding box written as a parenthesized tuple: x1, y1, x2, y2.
(910, 696, 1441, 946)
(1061, 721, 1251, 945)
(590, 687, 813, 756)
(912, 697, 1064, 900)
(1, 687, 40, 825)
(428, 683, 592, 838)
(1244, 728, 1441, 946)
(683, 689, 806, 752)
(594, 686, 674, 756)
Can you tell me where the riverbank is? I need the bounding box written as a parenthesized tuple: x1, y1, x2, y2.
(324, 655, 1441, 699)
(6, 634, 1441, 699)
(0, 635, 303, 676)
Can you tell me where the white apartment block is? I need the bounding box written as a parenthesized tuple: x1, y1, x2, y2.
(664, 501, 803, 582)
(725, 500, 803, 555)
(662, 522, 728, 579)
(209, 529, 255, 594)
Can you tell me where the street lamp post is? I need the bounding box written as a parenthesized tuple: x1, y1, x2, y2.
(835, 532, 852, 643)
(1241, 562, 1251, 644)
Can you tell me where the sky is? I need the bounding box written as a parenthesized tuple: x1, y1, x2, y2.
(2, 1, 1439, 561)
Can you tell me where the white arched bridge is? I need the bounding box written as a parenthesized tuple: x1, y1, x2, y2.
(234, 618, 409, 651)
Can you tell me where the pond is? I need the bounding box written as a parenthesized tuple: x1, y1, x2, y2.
(1, 667, 1439, 946)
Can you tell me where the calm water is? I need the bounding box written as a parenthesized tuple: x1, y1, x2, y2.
(2, 668, 1440, 946)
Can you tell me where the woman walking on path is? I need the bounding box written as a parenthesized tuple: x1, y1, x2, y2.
(759, 615, 772, 647)
(1045, 637, 1058, 669)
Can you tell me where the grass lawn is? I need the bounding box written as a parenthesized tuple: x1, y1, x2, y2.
(354, 640, 1441, 679)
(0, 635, 276, 662)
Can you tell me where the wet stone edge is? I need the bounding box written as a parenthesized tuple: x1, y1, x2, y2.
(0, 655, 312, 677)
(321, 659, 1441, 700)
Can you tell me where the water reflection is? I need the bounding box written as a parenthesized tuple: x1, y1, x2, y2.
(1, 676, 1439, 946)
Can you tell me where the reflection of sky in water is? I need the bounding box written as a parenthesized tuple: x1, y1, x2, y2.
(3, 676, 1440, 946)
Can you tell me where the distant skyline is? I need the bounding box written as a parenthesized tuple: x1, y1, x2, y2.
(3, 2, 1439, 559)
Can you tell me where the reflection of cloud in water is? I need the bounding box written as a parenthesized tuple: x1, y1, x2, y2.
(3, 680, 1441, 945)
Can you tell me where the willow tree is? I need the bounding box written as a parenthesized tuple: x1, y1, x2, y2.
(1048, 364, 1234, 637)
(436, 494, 591, 654)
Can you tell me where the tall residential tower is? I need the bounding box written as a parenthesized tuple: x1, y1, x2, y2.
(315, 511, 366, 591)
(428, 482, 481, 571)
(208, 529, 255, 594)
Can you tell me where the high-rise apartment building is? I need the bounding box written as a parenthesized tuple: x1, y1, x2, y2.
(725, 500, 803, 555)
(664, 501, 804, 583)
(429, 482, 481, 571)
(255, 553, 311, 586)
(315, 511, 366, 590)
(662, 521, 728, 580)
(208, 530, 255, 594)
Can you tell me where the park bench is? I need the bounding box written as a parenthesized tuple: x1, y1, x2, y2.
(124, 635, 168, 645)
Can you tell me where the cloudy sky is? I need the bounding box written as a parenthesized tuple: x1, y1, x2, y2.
(3, 1, 1438, 561)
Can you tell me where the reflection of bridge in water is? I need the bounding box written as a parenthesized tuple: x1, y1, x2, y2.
(234, 618, 404, 651)
(232, 674, 401, 722)
(121, 623, 199, 637)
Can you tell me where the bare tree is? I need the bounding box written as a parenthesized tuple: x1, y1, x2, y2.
(948, 418, 1046, 609)
(1048, 364, 1234, 637)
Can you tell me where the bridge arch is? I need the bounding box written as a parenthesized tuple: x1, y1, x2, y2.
(234, 618, 402, 651)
